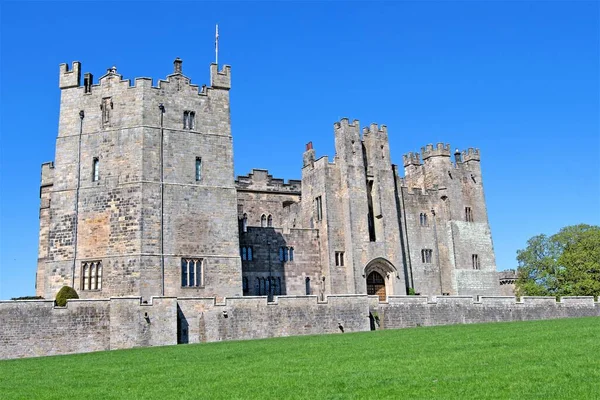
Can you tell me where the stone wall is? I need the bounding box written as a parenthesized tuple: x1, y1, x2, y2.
(1, 295, 598, 360)
(0, 297, 177, 360)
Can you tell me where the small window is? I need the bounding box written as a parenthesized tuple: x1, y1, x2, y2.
(81, 261, 102, 291)
(305, 277, 311, 295)
(335, 251, 344, 267)
(240, 246, 252, 261)
(472, 254, 480, 270)
(315, 196, 323, 221)
(419, 213, 428, 227)
(189, 111, 195, 130)
(101, 97, 112, 125)
(195, 158, 202, 181)
(181, 258, 203, 287)
(92, 158, 99, 182)
(183, 110, 195, 129)
(421, 249, 433, 264)
(242, 213, 248, 233)
(267, 215, 273, 227)
(261, 214, 267, 228)
(465, 207, 473, 222)
(279, 247, 293, 262)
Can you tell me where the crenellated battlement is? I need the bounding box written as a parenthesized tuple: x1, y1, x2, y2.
(402, 152, 422, 167)
(362, 123, 388, 136)
(421, 143, 451, 160)
(461, 148, 480, 162)
(58, 59, 230, 96)
(334, 117, 360, 132)
(236, 169, 301, 193)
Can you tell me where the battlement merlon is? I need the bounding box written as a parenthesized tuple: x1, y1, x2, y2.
(421, 143, 451, 160)
(402, 152, 422, 167)
(210, 63, 231, 90)
(59, 62, 81, 89)
(461, 148, 481, 163)
(40, 162, 54, 188)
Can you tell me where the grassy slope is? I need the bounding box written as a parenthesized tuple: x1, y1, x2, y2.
(1, 317, 599, 399)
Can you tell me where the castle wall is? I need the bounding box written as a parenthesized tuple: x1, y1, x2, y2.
(0, 297, 177, 360)
(1, 296, 598, 360)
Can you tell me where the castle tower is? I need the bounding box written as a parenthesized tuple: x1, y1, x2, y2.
(36, 59, 242, 300)
(400, 143, 498, 296)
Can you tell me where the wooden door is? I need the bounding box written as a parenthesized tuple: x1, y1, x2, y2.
(367, 271, 386, 302)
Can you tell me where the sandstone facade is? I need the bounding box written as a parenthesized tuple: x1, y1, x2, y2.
(36, 58, 501, 301)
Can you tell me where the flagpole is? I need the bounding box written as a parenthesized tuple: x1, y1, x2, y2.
(215, 24, 219, 66)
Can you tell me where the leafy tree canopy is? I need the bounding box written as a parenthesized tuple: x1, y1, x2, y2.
(516, 224, 600, 297)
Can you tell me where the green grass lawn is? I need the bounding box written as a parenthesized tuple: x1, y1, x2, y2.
(1, 317, 599, 399)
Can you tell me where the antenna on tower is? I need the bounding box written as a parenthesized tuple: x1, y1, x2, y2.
(215, 24, 219, 66)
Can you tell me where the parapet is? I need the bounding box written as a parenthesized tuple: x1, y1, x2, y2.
(59, 61, 81, 89)
(334, 118, 361, 136)
(235, 169, 301, 193)
(421, 143, 451, 160)
(402, 152, 422, 167)
(362, 123, 388, 136)
(210, 63, 231, 89)
(461, 148, 480, 163)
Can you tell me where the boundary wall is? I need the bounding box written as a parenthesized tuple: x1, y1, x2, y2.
(1, 295, 598, 360)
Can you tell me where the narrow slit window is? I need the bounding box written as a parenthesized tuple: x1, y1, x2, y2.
(305, 277, 311, 295)
(195, 157, 202, 181)
(289, 247, 294, 261)
(316, 196, 323, 221)
(242, 213, 248, 233)
(267, 215, 273, 227)
(261, 214, 266, 228)
(335, 251, 344, 267)
(92, 158, 99, 182)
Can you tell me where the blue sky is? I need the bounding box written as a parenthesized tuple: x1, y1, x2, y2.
(0, 1, 598, 300)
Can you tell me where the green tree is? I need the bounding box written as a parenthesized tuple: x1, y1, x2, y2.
(516, 224, 600, 297)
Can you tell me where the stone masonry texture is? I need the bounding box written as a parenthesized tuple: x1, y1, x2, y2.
(1, 295, 598, 360)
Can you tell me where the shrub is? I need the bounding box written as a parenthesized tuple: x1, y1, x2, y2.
(55, 286, 79, 306)
(408, 287, 417, 295)
(11, 296, 44, 300)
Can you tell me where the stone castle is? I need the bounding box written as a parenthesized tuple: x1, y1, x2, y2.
(36, 58, 502, 303)
(4, 57, 595, 361)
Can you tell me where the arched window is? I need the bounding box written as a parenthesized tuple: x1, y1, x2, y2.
(242, 277, 248, 294)
(419, 213, 428, 226)
(241, 247, 247, 261)
(267, 215, 273, 227)
(279, 247, 285, 262)
(255, 277, 260, 295)
(247, 247, 252, 261)
(289, 247, 294, 261)
(305, 277, 311, 295)
(261, 214, 267, 227)
(242, 214, 248, 233)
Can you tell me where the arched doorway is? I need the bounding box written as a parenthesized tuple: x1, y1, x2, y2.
(367, 271, 386, 301)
